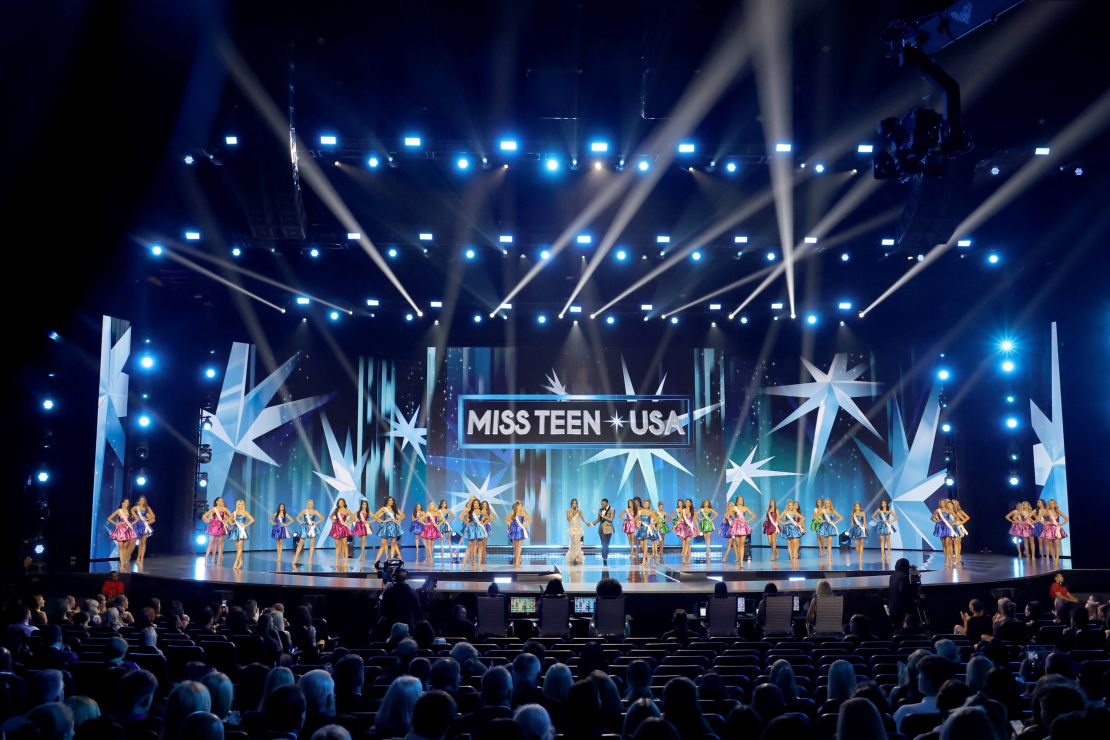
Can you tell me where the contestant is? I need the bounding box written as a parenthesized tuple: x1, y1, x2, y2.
(871, 499, 897, 563)
(1043, 500, 1068, 565)
(811, 500, 825, 556)
(847, 502, 868, 566)
(818, 499, 843, 560)
(1033, 499, 1048, 559)
(781, 501, 806, 569)
(461, 499, 487, 567)
(566, 498, 587, 566)
(270, 503, 293, 563)
(291, 499, 323, 566)
(201, 497, 231, 565)
(730, 496, 755, 564)
(697, 500, 719, 562)
(506, 500, 531, 566)
(107, 498, 137, 569)
(436, 499, 457, 563)
(480, 501, 496, 563)
(351, 500, 372, 561)
(329, 498, 355, 562)
(229, 499, 255, 571)
(589, 498, 615, 565)
(932, 499, 953, 564)
(763, 499, 781, 561)
(1004, 502, 1025, 558)
(373, 497, 404, 563)
(419, 503, 443, 564)
(654, 500, 671, 561)
(130, 495, 156, 567)
(621, 499, 637, 555)
(410, 503, 427, 557)
(1014, 501, 1034, 559)
(635, 498, 660, 566)
(719, 501, 737, 562)
(951, 500, 969, 566)
(673, 500, 696, 563)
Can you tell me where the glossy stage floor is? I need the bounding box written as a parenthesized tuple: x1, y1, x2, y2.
(94, 545, 1070, 597)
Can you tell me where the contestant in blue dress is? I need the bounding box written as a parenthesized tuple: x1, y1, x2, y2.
(506, 501, 532, 567)
(871, 500, 897, 564)
(270, 503, 293, 563)
(461, 500, 488, 568)
(229, 500, 256, 571)
(847, 503, 869, 565)
(373, 497, 405, 563)
(130, 495, 157, 567)
(292, 499, 324, 566)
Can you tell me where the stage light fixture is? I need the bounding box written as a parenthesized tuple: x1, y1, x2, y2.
(569, 305, 582, 314)
(592, 161, 602, 171)
(150, 244, 164, 256)
(734, 235, 748, 244)
(418, 232, 433, 241)
(499, 139, 518, 152)
(589, 141, 609, 153)
(136, 474, 148, 487)
(231, 247, 241, 257)
(669, 316, 679, 325)
(1001, 360, 1015, 373)
(37, 470, 49, 483)
(204, 367, 217, 379)
(295, 296, 311, 306)
(499, 235, 513, 244)
(640, 304, 653, 311)
(387, 247, 398, 259)
(725, 162, 738, 173)
(840, 253, 850, 262)
(33, 543, 45, 555)
(857, 144, 874, 154)
(472, 313, 483, 324)
(957, 239, 972, 247)
(456, 156, 470, 170)
(366, 298, 380, 307)
(775, 142, 792, 153)
(691, 250, 702, 261)
(937, 369, 951, 381)
(1005, 416, 1018, 429)
(804, 236, 818, 244)
(739, 316, 749, 325)
(677, 142, 695, 154)
(945, 477, 955, 487)
(429, 300, 443, 309)
(986, 253, 1000, 265)
(347, 232, 361, 240)
(770, 302, 784, 310)
(328, 310, 340, 322)
(766, 251, 777, 262)
(577, 234, 592, 245)
(319, 135, 337, 146)
(941, 422, 952, 433)
(614, 248, 627, 261)
(224, 135, 239, 146)
(536, 314, 547, 325)
(837, 301, 852, 311)
(405, 313, 414, 322)
(605, 316, 616, 325)
(1008, 475, 1020, 486)
(195, 534, 207, 546)
(709, 304, 722, 311)
(814, 163, 825, 173)
(1005, 394, 1015, 404)
(403, 135, 422, 147)
(184, 231, 201, 241)
(367, 156, 380, 168)
(183, 154, 194, 164)
(464, 248, 476, 260)
(806, 314, 818, 325)
(656, 235, 670, 244)
(1034, 146, 1050, 156)
(990, 166, 1000, 176)
(545, 157, 560, 172)
(539, 249, 551, 260)
(999, 339, 1015, 353)
(139, 354, 155, 370)
(42, 398, 54, 411)
(881, 238, 895, 247)
(309, 247, 319, 258)
(1074, 167, 1084, 176)
(637, 159, 650, 172)
(137, 414, 151, 428)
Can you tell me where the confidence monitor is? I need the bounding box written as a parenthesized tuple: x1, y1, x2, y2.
(510, 596, 538, 616)
(574, 597, 596, 615)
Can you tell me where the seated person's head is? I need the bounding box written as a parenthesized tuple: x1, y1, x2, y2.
(935, 679, 975, 714)
(916, 655, 957, 698)
(513, 653, 541, 686)
(333, 654, 365, 694)
(30, 668, 65, 705)
(412, 690, 456, 740)
(268, 685, 307, 734)
(430, 657, 461, 693)
(481, 666, 513, 708)
(117, 668, 158, 717)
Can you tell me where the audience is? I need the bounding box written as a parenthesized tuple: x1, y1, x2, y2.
(893, 655, 956, 731)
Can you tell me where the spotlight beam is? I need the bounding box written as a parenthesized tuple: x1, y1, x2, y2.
(591, 184, 778, 318)
(860, 87, 1110, 317)
(172, 241, 354, 314)
(663, 263, 779, 318)
(558, 14, 755, 318)
(215, 34, 423, 317)
(748, 0, 797, 318)
(157, 246, 287, 313)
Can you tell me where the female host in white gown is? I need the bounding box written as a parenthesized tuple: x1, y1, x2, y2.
(566, 499, 589, 565)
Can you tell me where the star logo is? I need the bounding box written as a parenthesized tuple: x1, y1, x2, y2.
(387, 406, 428, 463)
(449, 473, 516, 514)
(314, 414, 369, 497)
(543, 370, 568, 395)
(724, 447, 799, 497)
(607, 413, 625, 429)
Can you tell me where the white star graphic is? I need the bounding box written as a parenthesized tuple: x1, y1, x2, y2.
(762, 353, 881, 478)
(608, 413, 625, 429)
(313, 414, 369, 497)
(725, 447, 799, 497)
(582, 358, 718, 500)
(449, 473, 516, 514)
(387, 406, 428, 463)
(855, 383, 946, 551)
(1031, 323, 1067, 488)
(543, 370, 568, 395)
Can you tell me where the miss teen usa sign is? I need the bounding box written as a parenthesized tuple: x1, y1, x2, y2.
(459, 394, 692, 449)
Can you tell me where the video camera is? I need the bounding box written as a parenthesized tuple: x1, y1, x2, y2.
(375, 558, 405, 584)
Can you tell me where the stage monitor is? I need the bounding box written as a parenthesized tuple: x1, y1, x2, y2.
(510, 596, 537, 616)
(793, 596, 801, 612)
(574, 597, 596, 615)
(737, 597, 747, 613)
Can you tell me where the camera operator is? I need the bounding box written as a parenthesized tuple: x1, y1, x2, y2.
(888, 558, 920, 632)
(376, 564, 421, 637)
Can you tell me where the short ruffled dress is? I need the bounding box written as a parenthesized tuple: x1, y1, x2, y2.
(1042, 518, 1068, 540)
(673, 516, 695, 539)
(205, 513, 229, 537)
(934, 519, 954, 538)
(377, 515, 402, 539)
(508, 516, 528, 542)
(271, 517, 291, 540)
(817, 519, 838, 537)
(763, 517, 778, 535)
(657, 515, 671, 536)
(329, 515, 351, 540)
(351, 514, 370, 537)
(621, 514, 637, 535)
(636, 515, 660, 541)
(875, 515, 892, 536)
(812, 515, 823, 533)
(410, 516, 425, 537)
(300, 516, 320, 539)
(781, 518, 803, 540)
(463, 516, 488, 541)
(110, 520, 136, 542)
(1008, 518, 1032, 538)
(698, 512, 715, 534)
(420, 515, 442, 540)
(848, 518, 867, 539)
(717, 516, 733, 538)
(731, 518, 753, 537)
(229, 514, 250, 542)
(1032, 518, 1045, 538)
(132, 510, 153, 538)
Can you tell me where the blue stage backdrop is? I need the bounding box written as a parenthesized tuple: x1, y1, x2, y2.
(184, 334, 1078, 553)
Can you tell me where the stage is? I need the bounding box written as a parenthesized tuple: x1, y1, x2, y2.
(94, 545, 1069, 597)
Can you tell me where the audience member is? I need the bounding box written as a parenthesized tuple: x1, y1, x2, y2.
(956, 599, 993, 641)
(514, 703, 554, 740)
(893, 655, 956, 731)
(836, 696, 889, 740)
(406, 690, 456, 740)
(374, 675, 422, 738)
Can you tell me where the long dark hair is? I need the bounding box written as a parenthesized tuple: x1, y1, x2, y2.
(384, 496, 399, 516)
(331, 497, 348, 521)
(275, 503, 287, 520)
(358, 500, 370, 515)
(467, 498, 481, 523)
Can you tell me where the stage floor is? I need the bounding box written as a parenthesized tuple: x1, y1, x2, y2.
(96, 545, 1071, 596)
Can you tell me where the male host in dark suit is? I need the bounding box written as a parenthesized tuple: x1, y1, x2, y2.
(590, 499, 616, 565)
